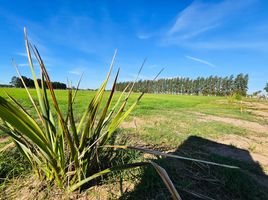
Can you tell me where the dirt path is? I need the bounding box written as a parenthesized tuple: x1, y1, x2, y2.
(0, 136, 9, 143)
(243, 101, 268, 110)
(248, 110, 268, 118)
(194, 112, 268, 133)
(192, 110, 268, 185)
(211, 134, 268, 168)
(120, 116, 167, 129)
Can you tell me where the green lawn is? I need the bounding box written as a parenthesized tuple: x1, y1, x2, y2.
(0, 88, 255, 142)
(0, 88, 268, 199)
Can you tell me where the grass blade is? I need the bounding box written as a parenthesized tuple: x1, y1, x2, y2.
(102, 145, 239, 169)
(68, 162, 148, 192)
(150, 161, 182, 200)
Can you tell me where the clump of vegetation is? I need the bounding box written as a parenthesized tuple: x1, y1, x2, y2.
(227, 93, 244, 113)
(264, 83, 268, 95)
(0, 148, 30, 185)
(0, 28, 239, 199)
(10, 75, 67, 89)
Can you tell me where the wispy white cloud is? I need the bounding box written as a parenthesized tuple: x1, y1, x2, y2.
(68, 70, 82, 75)
(177, 24, 219, 40)
(16, 52, 28, 57)
(17, 63, 29, 67)
(165, 0, 256, 43)
(136, 32, 151, 40)
(17, 62, 39, 67)
(68, 67, 87, 76)
(3, 8, 114, 59)
(183, 41, 268, 50)
(185, 55, 216, 68)
(148, 64, 159, 69)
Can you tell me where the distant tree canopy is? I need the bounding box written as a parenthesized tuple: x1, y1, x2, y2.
(264, 83, 268, 93)
(116, 74, 249, 96)
(0, 84, 13, 88)
(10, 76, 67, 90)
(252, 90, 262, 96)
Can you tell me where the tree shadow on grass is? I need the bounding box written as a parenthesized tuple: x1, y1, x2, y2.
(120, 136, 268, 200)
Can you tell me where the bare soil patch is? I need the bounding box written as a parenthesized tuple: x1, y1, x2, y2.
(212, 134, 268, 168)
(194, 112, 268, 133)
(206, 134, 268, 187)
(1, 174, 135, 200)
(192, 110, 268, 184)
(0, 136, 9, 143)
(120, 116, 167, 129)
(243, 101, 268, 110)
(248, 110, 268, 118)
(243, 101, 268, 120)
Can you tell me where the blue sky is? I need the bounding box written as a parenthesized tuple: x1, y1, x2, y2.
(0, 0, 268, 93)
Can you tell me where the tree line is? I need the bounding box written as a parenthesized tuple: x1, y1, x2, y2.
(115, 74, 249, 96)
(10, 76, 67, 90)
(0, 84, 13, 88)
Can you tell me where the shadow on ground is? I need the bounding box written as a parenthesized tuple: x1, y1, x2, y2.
(120, 136, 268, 200)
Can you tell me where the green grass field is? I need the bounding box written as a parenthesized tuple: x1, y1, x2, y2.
(0, 88, 268, 199)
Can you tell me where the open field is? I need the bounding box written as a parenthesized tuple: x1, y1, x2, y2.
(0, 88, 268, 199)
